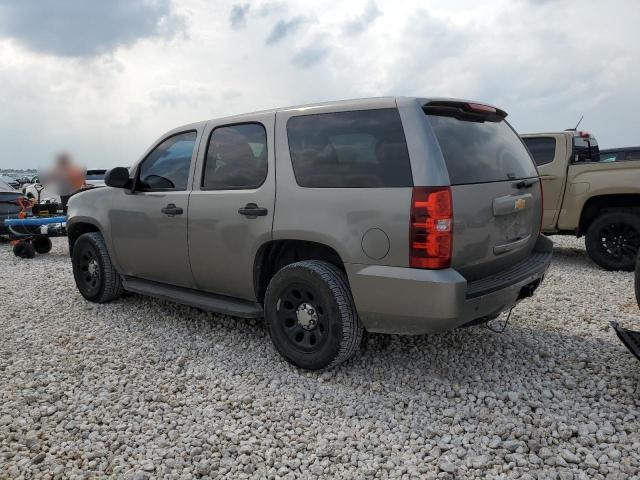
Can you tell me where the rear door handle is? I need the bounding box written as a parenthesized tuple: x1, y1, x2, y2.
(161, 203, 183, 216)
(238, 203, 268, 217)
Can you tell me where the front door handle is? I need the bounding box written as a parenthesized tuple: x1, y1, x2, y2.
(161, 203, 183, 216)
(238, 203, 268, 217)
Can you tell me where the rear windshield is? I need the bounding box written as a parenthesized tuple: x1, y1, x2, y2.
(427, 115, 537, 185)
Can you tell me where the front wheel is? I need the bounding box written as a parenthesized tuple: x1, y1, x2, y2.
(585, 212, 640, 271)
(264, 260, 363, 370)
(72, 232, 124, 303)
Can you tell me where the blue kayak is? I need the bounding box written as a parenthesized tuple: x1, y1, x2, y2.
(4, 216, 66, 227)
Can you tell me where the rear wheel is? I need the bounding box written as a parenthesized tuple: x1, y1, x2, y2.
(264, 260, 363, 370)
(585, 212, 640, 271)
(33, 237, 52, 254)
(72, 232, 124, 302)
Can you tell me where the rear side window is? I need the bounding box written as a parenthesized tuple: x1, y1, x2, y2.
(427, 115, 537, 185)
(522, 137, 556, 166)
(287, 109, 412, 188)
(203, 123, 268, 189)
(139, 131, 196, 190)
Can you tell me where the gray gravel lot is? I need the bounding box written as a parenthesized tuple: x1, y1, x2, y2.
(1, 236, 639, 479)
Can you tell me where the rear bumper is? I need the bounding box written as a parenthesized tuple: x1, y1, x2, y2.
(346, 235, 553, 334)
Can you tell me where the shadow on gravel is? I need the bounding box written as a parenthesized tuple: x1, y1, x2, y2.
(551, 245, 597, 269)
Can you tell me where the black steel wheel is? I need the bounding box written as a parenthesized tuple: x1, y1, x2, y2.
(265, 260, 363, 370)
(72, 232, 124, 302)
(33, 237, 52, 254)
(586, 212, 640, 271)
(275, 283, 330, 354)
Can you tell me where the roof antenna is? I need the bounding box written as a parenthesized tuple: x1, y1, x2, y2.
(567, 115, 584, 131)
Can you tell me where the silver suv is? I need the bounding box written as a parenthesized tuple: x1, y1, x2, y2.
(67, 97, 552, 369)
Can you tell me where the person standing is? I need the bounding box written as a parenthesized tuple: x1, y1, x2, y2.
(46, 153, 86, 211)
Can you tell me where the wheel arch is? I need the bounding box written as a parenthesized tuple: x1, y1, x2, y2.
(578, 194, 640, 236)
(253, 239, 347, 304)
(67, 218, 104, 257)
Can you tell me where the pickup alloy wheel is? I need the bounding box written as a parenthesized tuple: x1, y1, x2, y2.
(265, 260, 363, 370)
(585, 212, 640, 271)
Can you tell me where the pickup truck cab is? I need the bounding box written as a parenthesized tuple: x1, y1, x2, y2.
(67, 97, 551, 370)
(522, 131, 640, 270)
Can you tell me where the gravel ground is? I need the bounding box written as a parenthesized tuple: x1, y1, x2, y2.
(1, 236, 639, 480)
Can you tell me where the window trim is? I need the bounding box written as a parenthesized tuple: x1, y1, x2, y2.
(200, 121, 268, 191)
(522, 136, 557, 167)
(136, 130, 198, 192)
(285, 108, 413, 189)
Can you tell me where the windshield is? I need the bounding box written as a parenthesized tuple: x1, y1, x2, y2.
(427, 115, 537, 185)
(0, 178, 15, 190)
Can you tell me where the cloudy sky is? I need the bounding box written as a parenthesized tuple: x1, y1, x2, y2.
(0, 0, 638, 169)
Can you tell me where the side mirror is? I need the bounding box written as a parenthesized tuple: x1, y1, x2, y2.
(105, 167, 131, 189)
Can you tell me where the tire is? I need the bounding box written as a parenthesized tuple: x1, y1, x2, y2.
(585, 211, 640, 271)
(13, 241, 35, 259)
(71, 232, 124, 303)
(33, 237, 52, 254)
(264, 260, 363, 370)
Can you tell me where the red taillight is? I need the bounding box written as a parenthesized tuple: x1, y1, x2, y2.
(466, 103, 497, 113)
(410, 187, 452, 269)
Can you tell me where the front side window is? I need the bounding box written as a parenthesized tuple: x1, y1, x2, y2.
(202, 123, 267, 189)
(287, 109, 413, 188)
(138, 131, 197, 190)
(522, 137, 557, 166)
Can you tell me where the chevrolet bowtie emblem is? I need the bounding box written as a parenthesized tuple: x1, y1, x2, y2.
(515, 198, 526, 210)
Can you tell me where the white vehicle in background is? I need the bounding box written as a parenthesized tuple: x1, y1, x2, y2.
(85, 169, 107, 187)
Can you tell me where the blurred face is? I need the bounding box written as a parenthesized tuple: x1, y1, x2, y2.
(56, 154, 71, 168)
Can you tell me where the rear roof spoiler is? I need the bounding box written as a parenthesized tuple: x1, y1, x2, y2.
(423, 100, 507, 123)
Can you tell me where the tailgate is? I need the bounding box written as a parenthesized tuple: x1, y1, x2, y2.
(451, 180, 542, 281)
(424, 101, 541, 281)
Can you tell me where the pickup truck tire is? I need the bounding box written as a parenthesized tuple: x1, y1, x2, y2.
(264, 260, 363, 370)
(72, 232, 124, 303)
(585, 211, 640, 271)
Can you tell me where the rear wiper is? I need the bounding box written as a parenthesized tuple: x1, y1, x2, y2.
(514, 178, 540, 189)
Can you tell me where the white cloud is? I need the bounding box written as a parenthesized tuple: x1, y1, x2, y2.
(0, 0, 639, 169)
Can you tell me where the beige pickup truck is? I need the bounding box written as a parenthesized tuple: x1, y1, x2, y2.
(522, 131, 640, 271)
